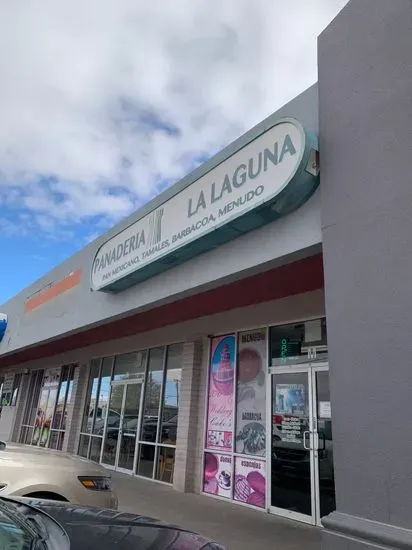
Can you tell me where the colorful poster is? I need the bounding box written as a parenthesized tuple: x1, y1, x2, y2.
(275, 383, 306, 415)
(234, 456, 266, 508)
(206, 335, 235, 451)
(203, 452, 233, 498)
(235, 329, 267, 456)
(32, 368, 61, 447)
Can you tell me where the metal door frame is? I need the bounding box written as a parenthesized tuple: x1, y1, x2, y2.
(268, 362, 329, 526)
(100, 379, 144, 473)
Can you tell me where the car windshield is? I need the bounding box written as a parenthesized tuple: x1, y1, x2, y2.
(0, 507, 32, 550)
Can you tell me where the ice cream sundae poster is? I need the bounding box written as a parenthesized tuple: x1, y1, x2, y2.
(206, 335, 236, 451)
(234, 457, 266, 509)
(235, 329, 267, 457)
(203, 452, 233, 498)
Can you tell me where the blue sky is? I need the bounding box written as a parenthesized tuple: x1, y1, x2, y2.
(0, 0, 348, 306)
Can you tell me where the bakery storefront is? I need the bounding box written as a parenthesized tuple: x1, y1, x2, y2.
(202, 318, 334, 526)
(0, 104, 330, 525)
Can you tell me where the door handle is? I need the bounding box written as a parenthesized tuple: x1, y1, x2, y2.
(303, 431, 311, 450)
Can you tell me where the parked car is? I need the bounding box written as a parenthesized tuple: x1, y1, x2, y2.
(0, 496, 226, 549)
(0, 441, 118, 509)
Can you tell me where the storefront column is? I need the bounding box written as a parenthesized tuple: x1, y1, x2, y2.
(64, 363, 89, 454)
(173, 339, 204, 492)
(319, 1, 412, 548)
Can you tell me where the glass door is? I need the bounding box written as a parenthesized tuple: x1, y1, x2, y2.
(118, 383, 142, 471)
(270, 366, 335, 525)
(101, 380, 143, 472)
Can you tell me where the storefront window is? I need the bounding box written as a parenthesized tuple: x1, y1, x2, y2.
(113, 352, 146, 381)
(11, 374, 22, 407)
(135, 344, 182, 482)
(81, 359, 101, 435)
(48, 365, 75, 450)
(78, 358, 113, 461)
(78, 344, 183, 482)
(140, 348, 164, 445)
(203, 330, 268, 509)
(270, 318, 327, 366)
(158, 344, 182, 445)
(20, 370, 44, 444)
(19, 366, 76, 450)
(92, 357, 113, 436)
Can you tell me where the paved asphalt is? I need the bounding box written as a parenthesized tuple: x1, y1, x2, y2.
(112, 471, 321, 550)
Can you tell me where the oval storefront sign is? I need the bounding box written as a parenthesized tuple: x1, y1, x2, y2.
(91, 118, 319, 292)
(0, 313, 8, 343)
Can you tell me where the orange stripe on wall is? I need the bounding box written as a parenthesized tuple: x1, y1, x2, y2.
(24, 269, 82, 313)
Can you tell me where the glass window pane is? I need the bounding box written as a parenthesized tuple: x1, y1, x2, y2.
(11, 373, 22, 406)
(61, 367, 75, 431)
(49, 431, 64, 451)
(140, 348, 164, 442)
(78, 435, 90, 458)
(101, 385, 124, 466)
(155, 447, 175, 484)
(159, 344, 182, 444)
(81, 360, 100, 433)
(113, 351, 146, 381)
(270, 318, 327, 366)
(92, 358, 113, 435)
(90, 436, 103, 463)
(136, 444, 155, 478)
(27, 371, 44, 426)
(52, 377, 68, 430)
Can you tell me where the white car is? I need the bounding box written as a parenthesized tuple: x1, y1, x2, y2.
(0, 441, 118, 509)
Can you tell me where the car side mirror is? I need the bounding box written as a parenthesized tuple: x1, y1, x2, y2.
(0, 441, 6, 450)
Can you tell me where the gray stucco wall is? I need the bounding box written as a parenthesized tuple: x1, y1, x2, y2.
(319, 0, 412, 548)
(0, 85, 320, 356)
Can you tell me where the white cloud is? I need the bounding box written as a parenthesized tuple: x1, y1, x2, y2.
(0, 0, 349, 232)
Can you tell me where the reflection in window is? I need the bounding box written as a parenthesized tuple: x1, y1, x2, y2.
(92, 357, 113, 436)
(11, 373, 22, 406)
(77, 344, 183, 483)
(113, 351, 146, 381)
(140, 348, 164, 442)
(49, 365, 76, 451)
(159, 344, 182, 445)
(19, 370, 44, 445)
(155, 446, 175, 483)
(81, 360, 100, 434)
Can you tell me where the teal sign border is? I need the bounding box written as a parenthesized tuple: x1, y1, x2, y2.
(95, 117, 320, 292)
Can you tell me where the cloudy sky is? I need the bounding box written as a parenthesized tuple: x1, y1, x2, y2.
(0, 0, 348, 304)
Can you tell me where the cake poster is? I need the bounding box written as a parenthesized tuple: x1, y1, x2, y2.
(206, 335, 235, 451)
(203, 452, 233, 498)
(235, 329, 267, 456)
(234, 456, 266, 508)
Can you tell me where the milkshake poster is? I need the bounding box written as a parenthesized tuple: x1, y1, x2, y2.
(203, 452, 233, 498)
(234, 456, 266, 508)
(235, 329, 267, 456)
(275, 384, 306, 415)
(206, 335, 235, 451)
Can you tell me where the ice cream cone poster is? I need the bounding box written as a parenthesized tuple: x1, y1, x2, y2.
(234, 456, 266, 508)
(235, 329, 267, 456)
(206, 335, 235, 451)
(203, 452, 233, 498)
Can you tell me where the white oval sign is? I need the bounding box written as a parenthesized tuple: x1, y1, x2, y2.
(91, 119, 309, 291)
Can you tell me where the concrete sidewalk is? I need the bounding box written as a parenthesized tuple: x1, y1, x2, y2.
(112, 472, 321, 550)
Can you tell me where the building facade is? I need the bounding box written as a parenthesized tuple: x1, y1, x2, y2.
(1, 2, 412, 548)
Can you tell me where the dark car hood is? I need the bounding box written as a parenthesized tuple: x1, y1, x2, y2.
(15, 498, 225, 550)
